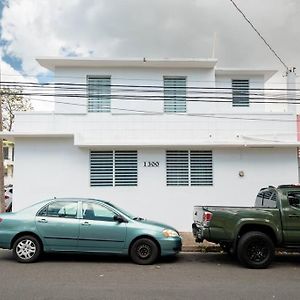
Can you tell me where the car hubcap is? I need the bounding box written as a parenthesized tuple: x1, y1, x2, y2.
(16, 240, 36, 260)
(247, 241, 268, 263)
(137, 244, 151, 259)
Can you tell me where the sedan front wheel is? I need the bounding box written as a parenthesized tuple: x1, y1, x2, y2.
(13, 235, 41, 263)
(130, 238, 159, 265)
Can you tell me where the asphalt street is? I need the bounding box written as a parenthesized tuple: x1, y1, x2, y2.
(1, 250, 300, 300)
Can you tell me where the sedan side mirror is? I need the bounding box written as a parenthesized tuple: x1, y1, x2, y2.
(113, 215, 127, 223)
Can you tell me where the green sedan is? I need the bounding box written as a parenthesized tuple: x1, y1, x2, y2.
(0, 198, 182, 264)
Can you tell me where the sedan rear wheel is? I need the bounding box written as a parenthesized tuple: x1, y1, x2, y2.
(130, 238, 159, 265)
(13, 235, 41, 263)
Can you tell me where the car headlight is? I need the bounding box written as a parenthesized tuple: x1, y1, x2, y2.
(163, 229, 179, 238)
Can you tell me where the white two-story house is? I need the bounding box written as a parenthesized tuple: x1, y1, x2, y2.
(1, 57, 299, 230)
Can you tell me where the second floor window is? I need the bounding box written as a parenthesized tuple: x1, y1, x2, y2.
(164, 77, 187, 113)
(232, 79, 249, 107)
(87, 76, 111, 112)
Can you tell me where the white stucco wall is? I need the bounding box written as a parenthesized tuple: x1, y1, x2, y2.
(13, 137, 298, 230)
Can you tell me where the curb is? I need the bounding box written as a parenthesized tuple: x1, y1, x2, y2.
(182, 245, 221, 253)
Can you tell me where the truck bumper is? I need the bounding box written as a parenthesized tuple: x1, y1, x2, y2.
(192, 223, 209, 243)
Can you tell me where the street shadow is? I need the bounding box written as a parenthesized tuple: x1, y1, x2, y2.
(0, 249, 180, 265)
(42, 252, 180, 265)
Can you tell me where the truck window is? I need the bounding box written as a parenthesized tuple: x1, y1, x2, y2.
(288, 192, 300, 208)
(255, 190, 277, 208)
(255, 192, 264, 207)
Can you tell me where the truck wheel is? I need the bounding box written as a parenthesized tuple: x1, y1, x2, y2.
(237, 231, 274, 269)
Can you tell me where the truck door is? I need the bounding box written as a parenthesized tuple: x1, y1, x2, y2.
(282, 192, 300, 244)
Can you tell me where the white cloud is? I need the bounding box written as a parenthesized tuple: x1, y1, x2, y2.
(1, 59, 54, 111)
(0, 0, 299, 106)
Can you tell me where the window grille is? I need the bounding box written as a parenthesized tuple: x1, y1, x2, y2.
(87, 77, 111, 112)
(166, 150, 213, 186)
(164, 77, 187, 113)
(232, 79, 249, 107)
(90, 150, 137, 187)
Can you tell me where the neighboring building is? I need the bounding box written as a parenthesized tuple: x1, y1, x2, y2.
(3, 140, 14, 186)
(1, 57, 299, 230)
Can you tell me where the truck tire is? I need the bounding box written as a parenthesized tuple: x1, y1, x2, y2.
(237, 231, 274, 269)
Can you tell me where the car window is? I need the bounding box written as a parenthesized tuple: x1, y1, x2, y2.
(82, 202, 115, 221)
(255, 190, 277, 208)
(38, 201, 78, 218)
(288, 192, 300, 208)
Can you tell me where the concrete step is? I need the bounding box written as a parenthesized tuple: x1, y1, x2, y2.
(180, 232, 220, 252)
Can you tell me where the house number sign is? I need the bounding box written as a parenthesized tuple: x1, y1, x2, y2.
(143, 161, 160, 167)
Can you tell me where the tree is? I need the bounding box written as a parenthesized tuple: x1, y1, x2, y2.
(0, 88, 33, 212)
(1, 87, 33, 131)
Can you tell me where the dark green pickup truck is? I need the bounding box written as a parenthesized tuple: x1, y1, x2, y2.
(192, 185, 300, 268)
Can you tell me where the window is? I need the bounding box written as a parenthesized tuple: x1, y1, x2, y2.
(90, 150, 138, 187)
(3, 147, 9, 160)
(255, 190, 277, 208)
(82, 202, 115, 221)
(288, 192, 300, 208)
(164, 77, 186, 113)
(166, 150, 213, 186)
(232, 79, 249, 107)
(87, 76, 111, 112)
(38, 201, 78, 218)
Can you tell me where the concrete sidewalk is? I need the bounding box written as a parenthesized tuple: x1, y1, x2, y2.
(180, 232, 220, 252)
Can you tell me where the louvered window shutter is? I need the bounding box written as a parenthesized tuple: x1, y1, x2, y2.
(232, 79, 249, 107)
(88, 77, 111, 112)
(90, 151, 137, 187)
(115, 151, 138, 186)
(166, 151, 189, 186)
(190, 151, 213, 186)
(90, 151, 113, 186)
(164, 77, 187, 113)
(166, 150, 213, 186)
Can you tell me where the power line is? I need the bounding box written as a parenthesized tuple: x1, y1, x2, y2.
(1, 80, 300, 92)
(229, 0, 289, 70)
(24, 97, 298, 123)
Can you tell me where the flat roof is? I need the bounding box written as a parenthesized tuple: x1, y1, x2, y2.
(36, 57, 218, 71)
(215, 68, 277, 81)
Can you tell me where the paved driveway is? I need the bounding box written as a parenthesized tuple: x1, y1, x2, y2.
(1, 250, 300, 300)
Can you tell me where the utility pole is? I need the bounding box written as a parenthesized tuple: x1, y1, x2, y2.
(286, 67, 297, 113)
(0, 60, 5, 213)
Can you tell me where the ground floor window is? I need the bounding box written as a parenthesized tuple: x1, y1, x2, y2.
(166, 150, 213, 186)
(90, 150, 138, 187)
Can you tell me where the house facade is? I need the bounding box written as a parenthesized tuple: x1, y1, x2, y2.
(2, 58, 299, 230)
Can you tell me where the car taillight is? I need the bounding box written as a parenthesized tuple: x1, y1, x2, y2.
(203, 211, 212, 222)
(0, 218, 3, 223)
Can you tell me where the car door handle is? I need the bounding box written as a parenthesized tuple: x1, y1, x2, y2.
(81, 221, 91, 226)
(288, 214, 300, 218)
(38, 218, 48, 223)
